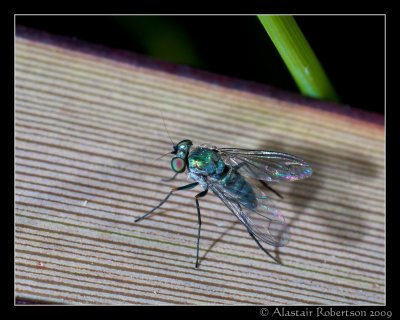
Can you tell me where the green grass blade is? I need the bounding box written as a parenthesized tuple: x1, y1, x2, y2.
(258, 15, 339, 102)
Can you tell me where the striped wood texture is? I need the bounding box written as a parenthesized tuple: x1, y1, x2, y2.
(15, 33, 385, 305)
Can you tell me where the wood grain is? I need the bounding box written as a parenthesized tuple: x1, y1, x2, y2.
(15, 30, 385, 305)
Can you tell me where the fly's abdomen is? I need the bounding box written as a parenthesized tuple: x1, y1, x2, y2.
(221, 169, 257, 209)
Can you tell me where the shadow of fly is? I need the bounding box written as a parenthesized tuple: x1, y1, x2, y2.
(135, 139, 312, 268)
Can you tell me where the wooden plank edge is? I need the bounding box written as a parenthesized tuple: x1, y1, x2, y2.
(15, 24, 384, 126)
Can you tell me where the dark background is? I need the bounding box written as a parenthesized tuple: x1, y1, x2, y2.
(16, 15, 384, 114)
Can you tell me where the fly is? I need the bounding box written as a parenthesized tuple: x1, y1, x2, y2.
(135, 139, 313, 268)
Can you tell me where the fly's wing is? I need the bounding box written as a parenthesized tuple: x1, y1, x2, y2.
(209, 179, 290, 247)
(218, 148, 312, 183)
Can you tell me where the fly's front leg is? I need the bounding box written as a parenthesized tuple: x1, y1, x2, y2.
(194, 188, 208, 268)
(161, 172, 178, 182)
(135, 182, 199, 222)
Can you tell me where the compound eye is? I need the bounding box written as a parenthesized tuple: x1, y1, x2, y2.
(171, 157, 186, 173)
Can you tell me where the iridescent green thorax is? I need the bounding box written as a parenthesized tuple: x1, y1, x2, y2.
(188, 146, 257, 209)
(188, 147, 225, 177)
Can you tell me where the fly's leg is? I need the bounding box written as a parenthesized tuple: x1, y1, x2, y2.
(232, 162, 247, 170)
(194, 188, 208, 269)
(235, 201, 281, 264)
(233, 162, 283, 199)
(259, 181, 283, 199)
(162, 172, 178, 182)
(135, 182, 199, 222)
(247, 230, 281, 264)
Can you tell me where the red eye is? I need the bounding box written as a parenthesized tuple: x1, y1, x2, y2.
(171, 157, 186, 173)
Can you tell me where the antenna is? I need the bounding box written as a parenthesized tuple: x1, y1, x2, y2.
(161, 110, 175, 146)
(154, 151, 172, 161)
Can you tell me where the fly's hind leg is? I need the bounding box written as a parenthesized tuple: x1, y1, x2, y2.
(232, 162, 283, 199)
(259, 181, 283, 199)
(247, 230, 281, 264)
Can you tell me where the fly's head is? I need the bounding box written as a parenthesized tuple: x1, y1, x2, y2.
(170, 139, 192, 173)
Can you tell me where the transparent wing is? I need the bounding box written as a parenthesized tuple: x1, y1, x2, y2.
(218, 148, 313, 183)
(209, 179, 290, 247)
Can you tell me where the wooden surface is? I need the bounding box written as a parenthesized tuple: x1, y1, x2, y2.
(15, 30, 385, 305)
